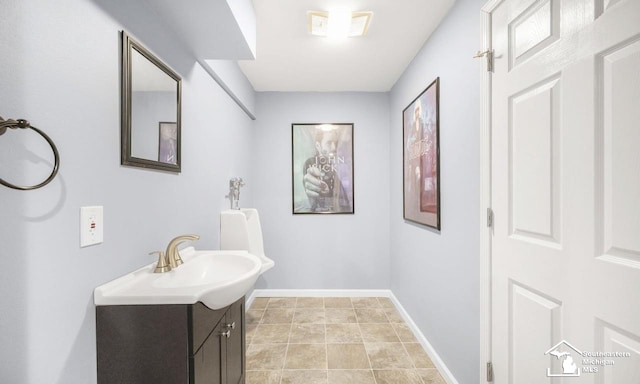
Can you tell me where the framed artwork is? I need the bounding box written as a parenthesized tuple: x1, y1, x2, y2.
(158, 122, 178, 165)
(403, 77, 440, 229)
(292, 123, 354, 214)
(122, 31, 181, 173)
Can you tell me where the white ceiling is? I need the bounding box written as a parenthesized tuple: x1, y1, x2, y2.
(238, 0, 455, 92)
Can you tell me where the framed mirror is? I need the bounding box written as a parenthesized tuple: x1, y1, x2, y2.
(121, 31, 182, 172)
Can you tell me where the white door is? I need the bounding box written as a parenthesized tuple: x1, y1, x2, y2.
(488, 0, 640, 382)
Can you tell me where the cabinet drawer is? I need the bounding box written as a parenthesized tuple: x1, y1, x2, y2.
(190, 302, 226, 354)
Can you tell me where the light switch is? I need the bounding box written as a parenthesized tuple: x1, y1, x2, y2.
(80, 206, 103, 247)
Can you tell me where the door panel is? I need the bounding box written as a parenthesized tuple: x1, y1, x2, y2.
(509, 0, 560, 69)
(598, 37, 640, 265)
(597, 322, 640, 383)
(509, 74, 562, 246)
(489, 0, 640, 382)
(509, 282, 563, 384)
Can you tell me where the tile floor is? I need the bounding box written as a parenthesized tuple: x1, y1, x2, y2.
(245, 297, 447, 384)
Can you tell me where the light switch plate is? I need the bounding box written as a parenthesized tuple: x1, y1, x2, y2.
(80, 206, 103, 247)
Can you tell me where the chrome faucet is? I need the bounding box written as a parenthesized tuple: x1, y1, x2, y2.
(166, 234, 200, 269)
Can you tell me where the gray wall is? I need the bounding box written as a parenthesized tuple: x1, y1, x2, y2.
(0, 0, 254, 383)
(1, 0, 482, 382)
(252, 92, 391, 290)
(389, 0, 481, 383)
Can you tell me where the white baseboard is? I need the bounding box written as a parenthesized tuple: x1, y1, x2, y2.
(247, 289, 459, 384)
(248, 289, 393, 306)
(387, 291, 460, 384)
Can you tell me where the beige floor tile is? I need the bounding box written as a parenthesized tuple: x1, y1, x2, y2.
(377, 297, 395, 308)
(327, 370, 376, 384)
(246, 309, 264, 324)
(365, 343, 413, 369)
(403, 343, 435, 368)
(324, 297, 353, 308)
(296, 297, 324, 308)
(325, 323, 362, 343)
(250, 297, 270, 310)
(293, 308, 326, 324)
(392, 323, 418, 343)
(289, 323, 326, 343)
(281, 370, 328, 384)
(252, 324, 291, 344)
(246, 344, 287, 370)
(247, 297, 448, 384)
(384, 308, 404, 323)
(246, 370, 281, 384)
(246, 324, 258, 344)
(355, 308, 389, 323)
(268, 297, 297, 308)
(351, 297, 382, 308)
(325, 308, 357, 323)
(284, 344, 327, 369)
(417, 368, 446, 384)
(262, 308, 295, 324)
(359, 323, 400, 342)
(326, 343, 370, 369)
(373, 369, 423, 384)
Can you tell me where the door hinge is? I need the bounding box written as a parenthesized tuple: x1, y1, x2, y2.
(487, 361, 494, 382)
(474, 49, 494, 72)
(486, 208, 494, 227)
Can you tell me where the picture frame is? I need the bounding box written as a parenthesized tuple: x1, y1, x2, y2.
(292, 123, 354, 214)
(403, 77, 440, 229)
(121, 31, 181, 173)
(158, 121, 178, 165)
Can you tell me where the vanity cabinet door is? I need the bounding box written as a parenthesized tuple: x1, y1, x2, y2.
(225, 299, 245, 384)
(191, 302, 226, 355)
(96, 305, 189, 384)
(96, 297, 246, 384)
(191, 317, 225, 384)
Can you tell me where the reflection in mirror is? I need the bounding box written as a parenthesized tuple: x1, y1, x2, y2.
(121, 31, 181, 172)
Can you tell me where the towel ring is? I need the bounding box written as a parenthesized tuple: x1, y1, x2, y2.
(0, 117, 60, 191)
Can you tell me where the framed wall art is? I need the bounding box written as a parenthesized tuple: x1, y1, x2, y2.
(158, 121, 178, 165)
(292, 123, 354, 214)
(403, 77, 440, 229)
(121, 31, 181, 172)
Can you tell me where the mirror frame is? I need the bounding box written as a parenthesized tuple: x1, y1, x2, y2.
(121, 31, 182, 172)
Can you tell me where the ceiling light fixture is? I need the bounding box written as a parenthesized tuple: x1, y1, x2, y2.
(308, 10, 373, 39)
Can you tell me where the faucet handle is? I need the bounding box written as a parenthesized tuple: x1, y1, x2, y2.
(149, 251, 171, 273)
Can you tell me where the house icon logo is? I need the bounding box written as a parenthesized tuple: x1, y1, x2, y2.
(545, 340, 582, 377)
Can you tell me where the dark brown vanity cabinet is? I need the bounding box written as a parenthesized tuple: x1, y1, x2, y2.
(96, 297, 245, 384)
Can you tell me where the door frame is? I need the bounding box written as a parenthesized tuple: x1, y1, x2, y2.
(479, 0, 502, 382)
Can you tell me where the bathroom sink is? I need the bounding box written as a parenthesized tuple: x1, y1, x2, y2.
(94, 247, 261, 309)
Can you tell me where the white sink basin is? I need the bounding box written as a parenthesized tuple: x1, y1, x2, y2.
(94, 247, 261, 309)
